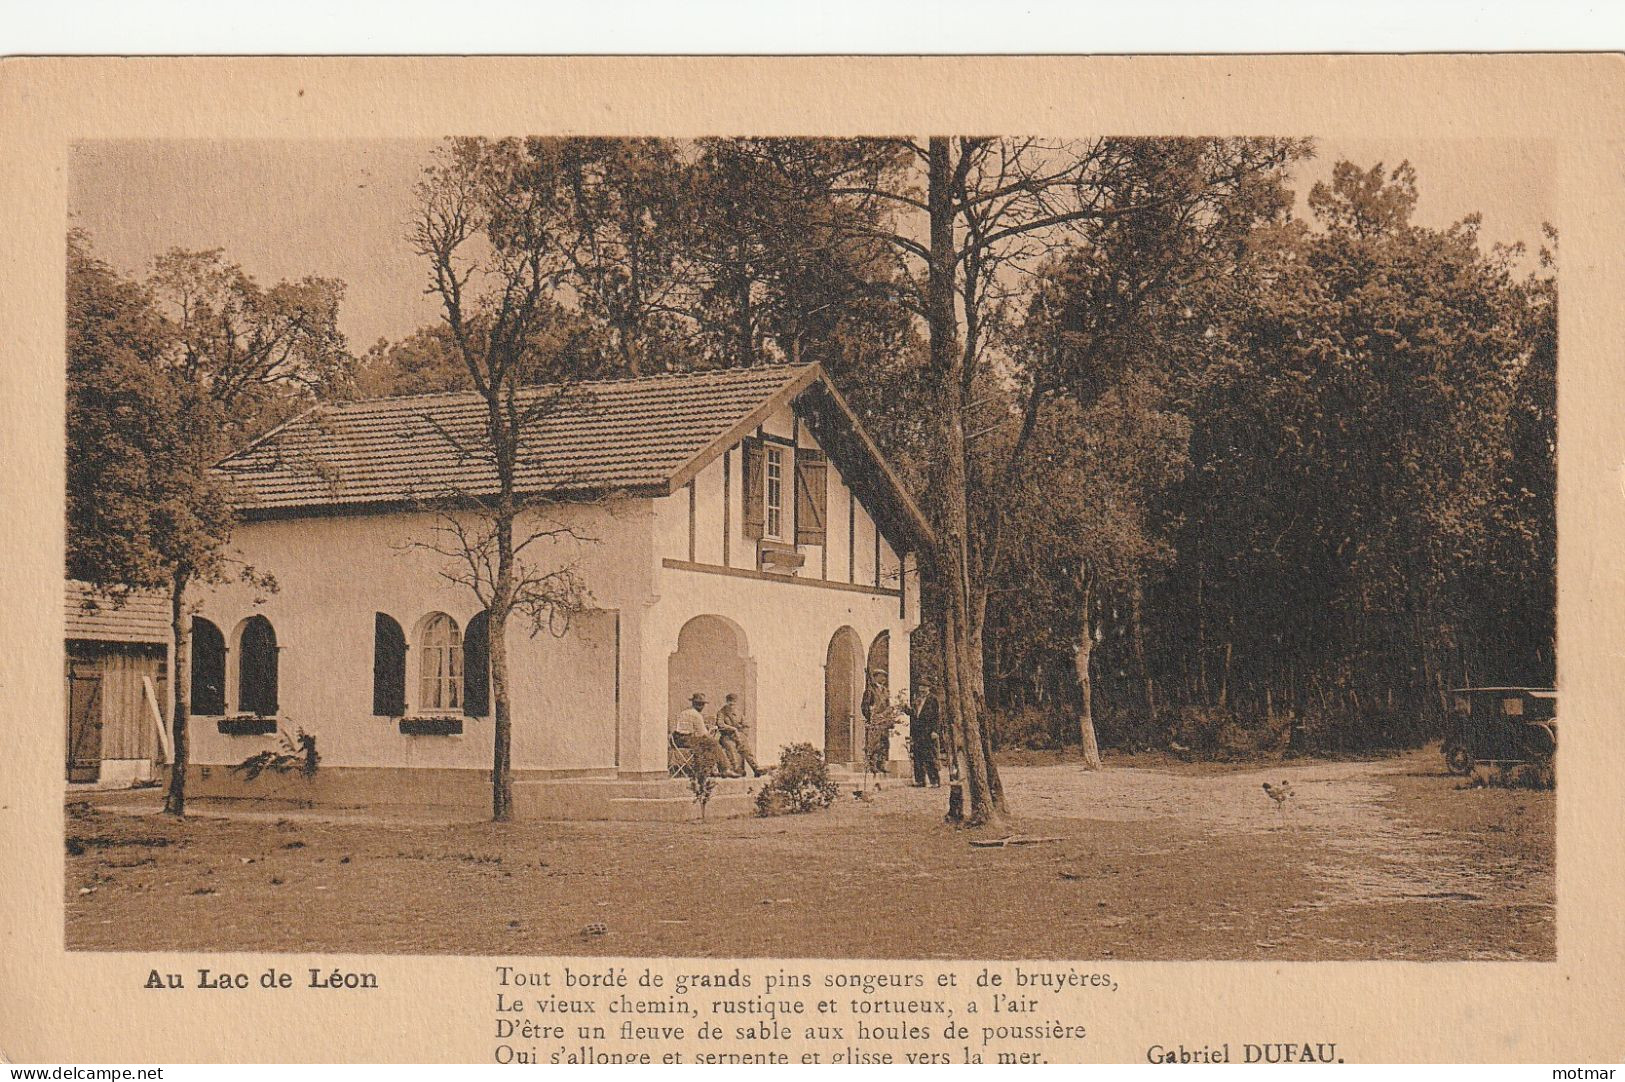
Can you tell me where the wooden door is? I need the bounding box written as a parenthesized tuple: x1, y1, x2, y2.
(824, 628, 863, 764)
(66, 659, 103, 783)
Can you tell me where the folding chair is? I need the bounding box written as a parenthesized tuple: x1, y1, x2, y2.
(668, 729, 698, 779)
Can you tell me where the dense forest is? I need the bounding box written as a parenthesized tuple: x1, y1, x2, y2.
(69, 138, 1556, 818)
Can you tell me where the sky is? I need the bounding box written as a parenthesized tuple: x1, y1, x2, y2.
(67, 137, 1554, 352)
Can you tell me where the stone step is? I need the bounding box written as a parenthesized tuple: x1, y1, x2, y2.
(600, 776, 771, 799)
(505, 758, 906, 822)
(510, 775, 768, 821)
(605, 790, 758, 822)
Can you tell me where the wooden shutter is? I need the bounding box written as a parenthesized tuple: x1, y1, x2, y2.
(372, 614, 407, 716)
(239, 616, 278, 717)
(741, 437, 765, 540)
(795, 449, 828, 546)
(463, 610, 490, 718)
(190, 618, 226, 716)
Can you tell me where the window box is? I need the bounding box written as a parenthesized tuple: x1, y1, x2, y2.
(217, 715, 279, 736)
(758, 540, 805, 576)
(399, 716, 464, 736)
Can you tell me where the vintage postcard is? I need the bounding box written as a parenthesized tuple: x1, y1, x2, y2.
(1, 55, 1622, 1064)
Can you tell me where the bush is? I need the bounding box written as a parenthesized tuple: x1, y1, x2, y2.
(754, 743, 839, 817)
(1468, 760, 1556, 791)
(1105, 711, 1166, 754)
(231, 728, 319, 781)
(1285, 707, 1435, 757)
(988, 705, 1062, 750)
(1171, 706, 1230, 755)
(687, 749, 718, 818)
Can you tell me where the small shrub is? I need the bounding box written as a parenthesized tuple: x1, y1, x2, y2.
(232, 728, 319, 782)
(1104, 711, 1166, 754)
(1285, 706, 1437, 757)
(1468, 760, 1556, 791)
(688, 755, 717, 819)
(1525, 759, 1557, 790)
(988, 705, 1062, 750)
(754, 743, 838, 817)
(1216, 719, 1260, 757)
(756, 788, 795, 817)
(1172, 706, 1230, 755)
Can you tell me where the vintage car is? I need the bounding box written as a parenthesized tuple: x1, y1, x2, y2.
(1442, 686, 1557, 775)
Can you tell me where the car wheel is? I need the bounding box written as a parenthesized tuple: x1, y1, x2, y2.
(1444, 742, 1475, 775)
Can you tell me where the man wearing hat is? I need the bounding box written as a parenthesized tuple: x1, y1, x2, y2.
(714, 692, 764, 777)
(908, 680, 942, 787)
(861, 669, 893, 776)
(674, 691, 729, 777)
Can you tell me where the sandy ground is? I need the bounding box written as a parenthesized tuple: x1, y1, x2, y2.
(64, 746, 1552, 960)
(1011, 755, 1553, 914)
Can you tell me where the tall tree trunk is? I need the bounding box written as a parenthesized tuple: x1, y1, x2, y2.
(735, 239, 753, 367)
(616, 323, 636, 377)
(1195, 565, 1209, 702)
(940, 597, 962, 782)
(1132, 581, 1156, 722)
(491, 506, 515, 822)
(625, 208, 644, 376)
(967, 623, 1005, 806)
(926, 136, 1006, 826)
(163, 565, 191, 817)
(1075, 573, 1103, 770)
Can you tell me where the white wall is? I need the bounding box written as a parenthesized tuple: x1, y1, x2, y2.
(189, 499, 655, 774)
(642, 566, 911, 769)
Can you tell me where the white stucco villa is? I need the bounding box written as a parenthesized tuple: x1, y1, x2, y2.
(181, 363, 930, 819)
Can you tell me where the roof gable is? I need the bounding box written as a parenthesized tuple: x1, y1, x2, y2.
(668, 369, 934, 552)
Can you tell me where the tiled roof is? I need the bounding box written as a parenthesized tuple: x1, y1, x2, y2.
(66, 581, 172, 645)
(215, 364, 818, 513)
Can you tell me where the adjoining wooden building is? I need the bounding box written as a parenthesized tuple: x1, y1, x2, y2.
(65, 581, 172, 786)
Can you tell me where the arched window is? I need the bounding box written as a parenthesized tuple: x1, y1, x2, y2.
(238, 615, 279, 717)
(373, 613, 407, 716)
(463, 610, 491, 718)
(191, 617, 226, 716)
(417, 613, 462, 712)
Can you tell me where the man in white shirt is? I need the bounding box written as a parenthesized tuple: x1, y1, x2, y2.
(674, 692, 728, 777)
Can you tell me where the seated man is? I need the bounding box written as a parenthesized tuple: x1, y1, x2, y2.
(713, 692, 765, 777)
(673, 692, 730, 777)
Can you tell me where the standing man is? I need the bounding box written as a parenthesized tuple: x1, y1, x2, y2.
(909, 680, 942, 788)
(861, 669, 892, 776)
(714, 692, 765, 777)
(674, 692, 729, 777)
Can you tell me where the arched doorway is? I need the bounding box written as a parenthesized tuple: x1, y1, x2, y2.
(667, 615, 755, 741)
(824, 626, 864, 764)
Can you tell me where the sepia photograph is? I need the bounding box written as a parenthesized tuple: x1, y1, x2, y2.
(59, 131, 1559, 963)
